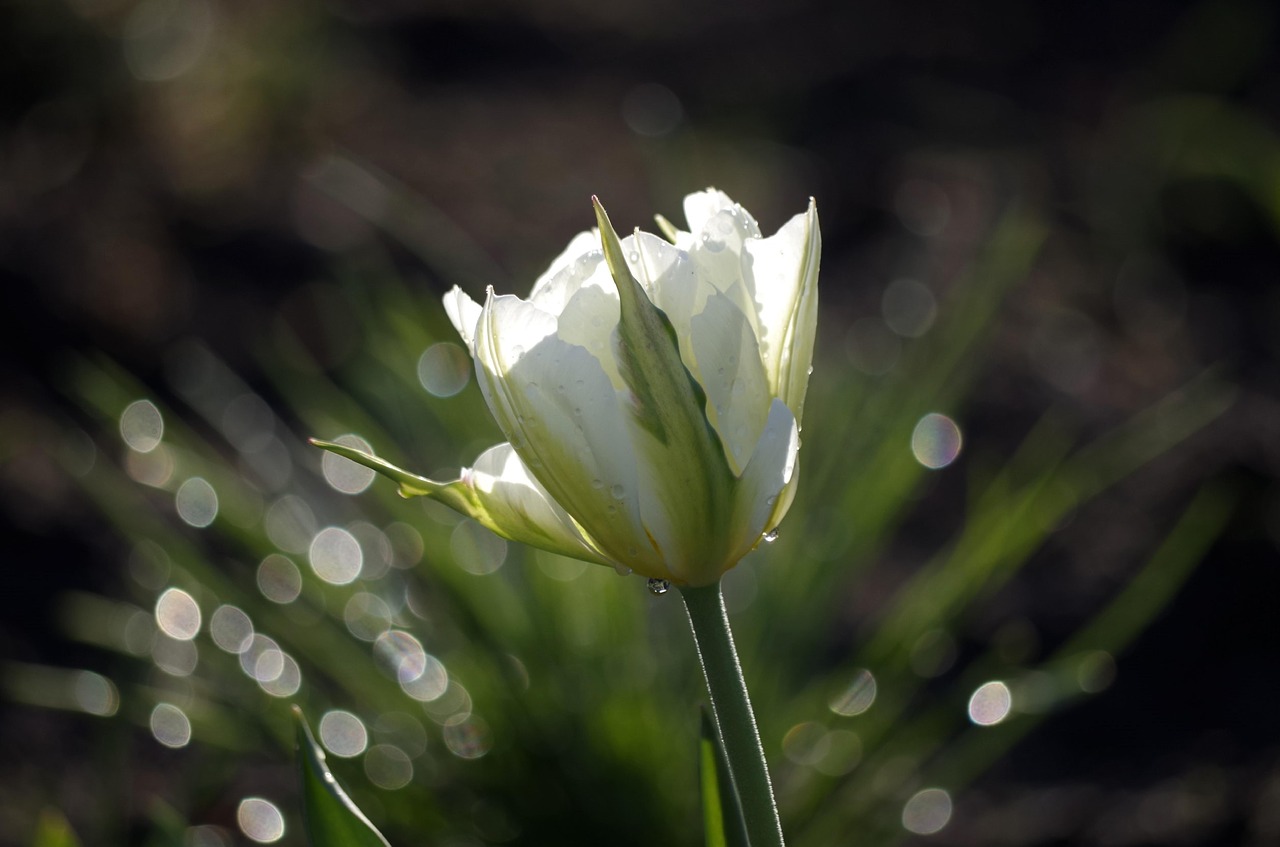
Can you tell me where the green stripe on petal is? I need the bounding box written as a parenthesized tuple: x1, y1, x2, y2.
(593, 197, 736, 583)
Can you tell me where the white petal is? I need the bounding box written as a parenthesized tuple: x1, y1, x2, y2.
(462, 444, 609, 564)
(443, 286, 484, 354)
(473, 292, 661, 573)
(742, 199, 820, 423)
(682, 189, 741, 236)
(689, 290, 771, 475)
(726, 398, 799, 564)
(554, 273, 624, 390)
(681, 205, 768, 365)
(629, 230, 709, 355)
(529, 230, 602, 305)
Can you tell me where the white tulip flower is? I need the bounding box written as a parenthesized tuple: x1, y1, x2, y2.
(316, 189, 820, 586)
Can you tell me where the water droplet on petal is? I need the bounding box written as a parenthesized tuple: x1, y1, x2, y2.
(612, 563, 632, 576)
(610, 484, 626, 500)
(591, 478, 604, 489)
(628, 250, 639, 263)
(647, 578, 670, 595)
(763, 529, 780, 543)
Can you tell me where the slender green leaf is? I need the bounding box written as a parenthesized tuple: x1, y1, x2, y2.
(700, 707, 749, 847)
(294, 706, 393, 847)
(30, 809, 81, 847)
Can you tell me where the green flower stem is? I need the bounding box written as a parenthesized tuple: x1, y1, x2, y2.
(680, 581, 785, 847)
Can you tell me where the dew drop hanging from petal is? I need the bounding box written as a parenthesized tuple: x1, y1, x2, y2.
(647, 578, 670, 595)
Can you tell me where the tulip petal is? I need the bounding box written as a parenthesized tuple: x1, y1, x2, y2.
(594, 198, 737, 582)
(461, 443, 612, 564)
(443, 286, 483, 355)
(631, 220, 772, 477)
(627, 229, 709, 363)
(689, 290, 771, 475)
(529, 230, 602, 303)
(682, 189, 759, 239)
(725, 398, 799, 565)
(310, 439, 610, 565)
(743, 199, 821, 424)
(472, 289, 659, 572)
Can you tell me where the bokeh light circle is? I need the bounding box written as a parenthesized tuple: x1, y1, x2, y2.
(344, 593, 392, 642)
(257, 554, 302, 604)
(364, 744, 414, 790)
(967, 680, 1013, 726)
(150, 702, 192, 748)
(155, 588, 201, 640)
(902, 787, 953, 835)
(621, 82, 684, 137)
(152, 634, 199, 676)
(882, 278, 937, 338)
(258, 652, 302, 698)
(443, 716, 492, 760)
(450, 520, 507, 575)
(320, 434, 377, 495)
(417, 342, 472, 398)
(782, 721, 831, 766)
(175, 477, 219, 527)
(236, 798, 285, 844)
(73, 671, 120, 716)
(210, 605, 253, 654)
(309, 526, 363, 585)
(264, 496, 317, 554)
(319, 710, 368, 758)
(828, 669, 877, 717)
(911, 413, 962, 470)
(120, 399, 164, 452)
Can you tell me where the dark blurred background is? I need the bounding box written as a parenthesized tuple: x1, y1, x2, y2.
(3, 0, 1280, 845)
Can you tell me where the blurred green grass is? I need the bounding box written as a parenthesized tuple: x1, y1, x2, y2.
(4, 1, 1278, 845)
(4, 189, 1236, 846)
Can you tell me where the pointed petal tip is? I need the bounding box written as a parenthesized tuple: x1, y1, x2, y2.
(592, 196, 612, 229)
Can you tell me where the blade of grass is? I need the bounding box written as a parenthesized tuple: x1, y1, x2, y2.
(294, 706, 394, 847)
(701, 707, 750, 847)
(29, 809, 82, 847)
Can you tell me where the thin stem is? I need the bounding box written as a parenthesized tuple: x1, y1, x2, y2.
(680, 581, 785, 847)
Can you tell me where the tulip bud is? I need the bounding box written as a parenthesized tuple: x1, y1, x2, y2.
(315, 189, 820, 586)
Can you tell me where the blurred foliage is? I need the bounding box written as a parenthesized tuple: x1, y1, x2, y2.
(2, 0, 1278, 846)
